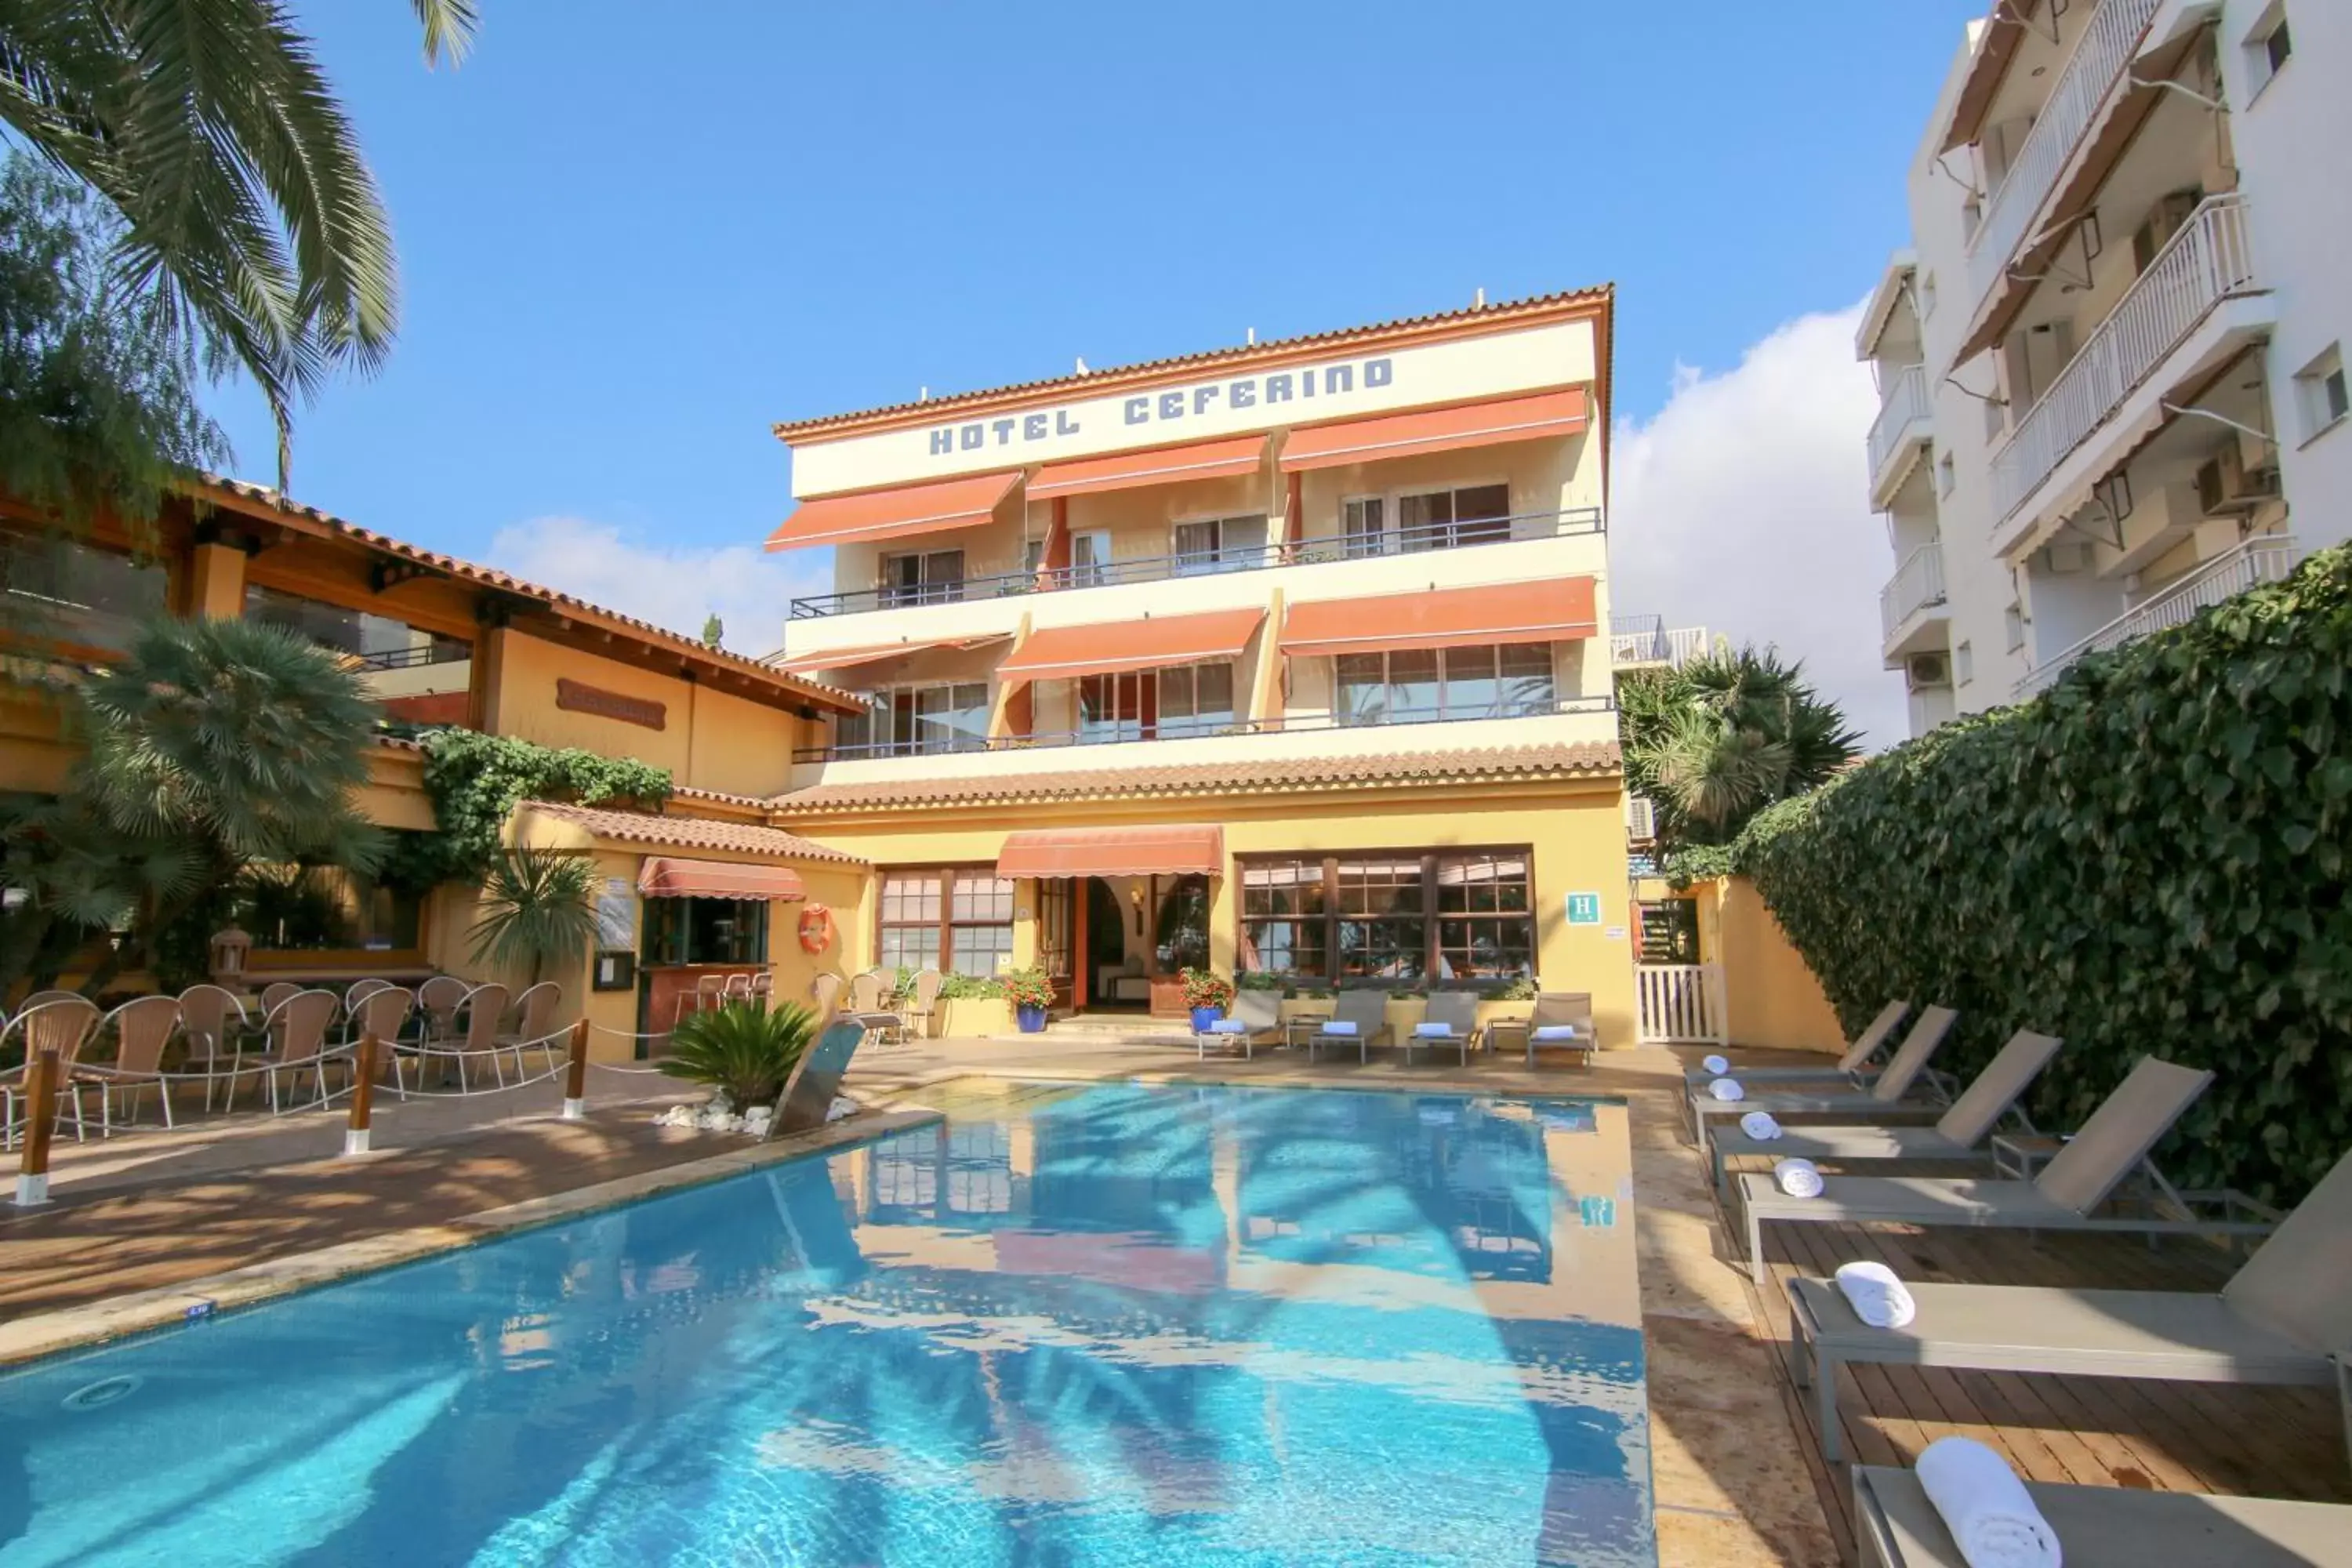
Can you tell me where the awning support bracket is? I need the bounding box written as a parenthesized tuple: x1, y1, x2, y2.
(2160, 400, 2274, 448)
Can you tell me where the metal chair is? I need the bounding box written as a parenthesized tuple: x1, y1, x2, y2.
(177, 984, 250, 1112)
(341, 978, 394, 1046)
(503, 981, 566, 1073)
(723, 972, 754, 1004)
(247, 989, 339, 1112)
(2, 997, 102, 1149)
(810, 972, 845, 1017)
(902, 967, 945, 1040)
(750, 971, 774, 1004)
(260, 982, 302, 1018)
(78, 995, 183, 1133)
(455, 982, 511, 1087)
(416, 975, 470, 1047)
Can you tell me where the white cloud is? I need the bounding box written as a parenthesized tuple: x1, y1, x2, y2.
(1611, 303, 1911, 750)
(485, 516, 831, 658)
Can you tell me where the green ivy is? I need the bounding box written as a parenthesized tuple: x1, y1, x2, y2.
(1734, 545, 2352, 1207)
(383, 728, 673, 891)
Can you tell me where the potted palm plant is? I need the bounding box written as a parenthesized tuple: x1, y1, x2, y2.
(1179, 967, 1236, 1034)
(469, 845, 598, 985)
(1002, 967, 1054, 1033)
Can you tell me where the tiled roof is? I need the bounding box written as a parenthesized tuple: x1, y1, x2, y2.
(772, 285, 1613, 440)
(518, 800, 867, 865)
(768, 741, 1621, 813)
(198, 477, 862, 713)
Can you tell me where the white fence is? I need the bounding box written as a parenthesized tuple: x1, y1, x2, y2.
(1866, 365, 1932, 490)
(1635, 964, 1726, 1045)
(1879, 543, 1948, 643)
(2014, 535, 2299, 697)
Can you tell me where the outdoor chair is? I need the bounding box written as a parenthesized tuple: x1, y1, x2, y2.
(1706, 1028, 2063, 1194)
(900, 967, 944, 1040)
(750, 971, 773, 1004)
(1682, 997, 1911, 1091)
(846, 970, 902, 1046)
(502, 981, 565, 1073)
(416, 975, 470, 1047)
(452, 982, 511, 1087)
(244, 989, 339, 1112)
(260, 982, 302, 1018)
(1791, 1143, 2352, 1465)
(723, 971, 754, 1003)
(1487, 992, 1597, 1069)
(1687, 1004, 1959, 1144)
(17, 989, 85, 1013)
(1195, 989, 1282, 1059)
(74, 995, 184, 1134)
(1305, 991, 1392, 1063)
(2, 996, 103, 1149)
(810, 971, 845, 1017)
(1403, 991, 1481, 1067)
(176, 984, 250, 1112)
(1733, 1056, 2274, 1284)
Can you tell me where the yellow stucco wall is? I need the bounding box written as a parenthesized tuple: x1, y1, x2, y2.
(1704, 875, 1843, 1054)
(0, 690, 75, 796)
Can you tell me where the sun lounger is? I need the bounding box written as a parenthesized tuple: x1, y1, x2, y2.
(1734, 1056, 2271, 1284)
(1486, 991, 1595, 1068)
(1854, 1465, 2352, 1567)
(1196, 989, 1283, 1059)
(1403, 991, 1479, 1066)
(1788, 1143, 2351, 1462)
(1305, 992, 1391, 1063)
(1707, 1028, 2062, 1193)
(1687, 1005, 1958, 1144)
(1682, 998, 1911, 1091)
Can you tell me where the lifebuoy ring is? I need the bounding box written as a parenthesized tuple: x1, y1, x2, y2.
(797, 904, 833, 955)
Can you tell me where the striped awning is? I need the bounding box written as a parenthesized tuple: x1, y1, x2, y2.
(637, 857, 807, 901)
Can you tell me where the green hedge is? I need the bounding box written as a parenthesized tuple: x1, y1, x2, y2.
(1737, 544, 2352, 1206)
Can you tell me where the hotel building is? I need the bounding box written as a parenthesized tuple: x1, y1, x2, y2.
(1864, 0, 2349, 734)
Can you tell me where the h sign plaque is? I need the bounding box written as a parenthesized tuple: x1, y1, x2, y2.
(1565, 892, 1603, 927)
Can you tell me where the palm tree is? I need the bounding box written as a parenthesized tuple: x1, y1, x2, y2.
(1621, 644, 1860, 852)
(470, 844, 598, 987)
(0, 2, 479, 488)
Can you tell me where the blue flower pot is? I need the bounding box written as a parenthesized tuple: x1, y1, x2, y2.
(1016, 1002, 1048, 1033)
(1189, 1005, 1222, 1034)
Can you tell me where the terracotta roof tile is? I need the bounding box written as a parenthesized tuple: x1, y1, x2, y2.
(768, 741, 1621, 813)
(519, 800, 866, 865)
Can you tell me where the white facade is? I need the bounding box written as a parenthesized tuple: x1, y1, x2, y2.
(1864, 0, 2350, 734)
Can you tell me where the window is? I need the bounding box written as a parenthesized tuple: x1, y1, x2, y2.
(1936, 452, 1957, 498)
(1240, 858, 1327, 977)
(244, 583, 472, 722)
(2296, 344, 2348, 443)
(1334, 643, 1554, 725)
(1172, 515, 1270, 575)
(641, 897, 768, 967)
(0, 535, 167, 655)
(1240, 849, 1536, 986)
(2245, 5, 2292, 93)
(879, 549, 965, 607)
(877, 869, 1013, 977)
(1341, 496, 1385, 557)
(837, 681, 989, 757)
(1436, 853, 1534, 981)
(1069, 531, 1112, 587)
(1955, 640, 1974, 686)
(1336, 857, 1427, 983)
(2003, 602, 2026, 654)
(1076, 663, 1235, 743)
(240, 864, 423, 956)
(1396, 483, 1512, 551)
(1156, 663, 1236, 737)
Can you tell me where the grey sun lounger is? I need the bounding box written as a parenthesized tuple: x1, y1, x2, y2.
(1734, 1055, 2274, 1284)
(1196, 989, 1283, 1059)
(1855, 1465, 2352, 1568)
(1305, 991, 1392, 1063)
(1687, 1004, 1958, 1145)
(1682, 998, 1911, 1091)
(1707, 1028, 2063, 1195)
(1402, 991, 1479, 1066)
(1790, 1144, 2352, 1462)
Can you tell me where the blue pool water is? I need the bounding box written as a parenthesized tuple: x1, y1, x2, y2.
(0, 1082, 1653, 1566)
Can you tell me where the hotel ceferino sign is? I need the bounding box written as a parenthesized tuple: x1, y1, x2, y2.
(788, 317, 1595, 499)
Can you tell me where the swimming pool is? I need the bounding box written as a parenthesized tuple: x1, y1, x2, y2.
(0, 1081, 1653, 1566)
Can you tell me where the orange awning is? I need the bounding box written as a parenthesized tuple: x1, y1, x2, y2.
(1281, 577, 1599, 656)
(769, 634, 1008, 677)
(637, 857, 806, 901)
(999, 826, 1225, 880)
(1027, 435, 1269, 501)
(1279, 388, 1588, 472)
(766, 470, 1021, 552)
(995, 606, 1265, 686)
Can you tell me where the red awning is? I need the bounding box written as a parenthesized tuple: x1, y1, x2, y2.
(1280, 577, 1599, 656)
(637, 857, 807, 901)
(769, 634, 1008, 677)
(1027, 435, 1269, 502)
(1278, 388, 1589, 472)
(995, 606, 1265, 686)
(765, 470, 1021, 552)
(999, 826, 1225, 880)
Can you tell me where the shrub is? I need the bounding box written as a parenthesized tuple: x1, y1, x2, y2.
(1001, 967, 1054, 1010)
(1737, 545, 2352, 1205)
(938, 974, 1004, 1000)
(661, 1001, 818, 1109)
(1236, 971, 1287, 993)
(1178, 967, 1235, 1011)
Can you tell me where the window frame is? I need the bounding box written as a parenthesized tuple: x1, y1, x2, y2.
(1169, 513, 1271, 575)
(1332, 642, 1557, 727)
(875, 866, 1015, 978)
(639, 896, 769, 967)
(877, 548, 967, 607)
(2294, 343, 2348, 447)
(1391, 479, 1515, 553)
(839, 680, 992, 757)
(1236, 846, 1538, 990)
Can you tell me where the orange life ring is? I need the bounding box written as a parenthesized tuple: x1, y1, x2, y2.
(797, 904, 833, 955)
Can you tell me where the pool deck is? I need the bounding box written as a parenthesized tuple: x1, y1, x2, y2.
(5, 1034, 2342, 1566)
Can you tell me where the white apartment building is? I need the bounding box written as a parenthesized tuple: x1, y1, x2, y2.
(1863, 0, 2350, 734)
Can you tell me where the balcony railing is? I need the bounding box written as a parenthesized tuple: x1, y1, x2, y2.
(1879, 543, 1948, 643)
(1866, 365, 1933, 488)
(1962, 0, 2163, 320)
(1989, 195, 2259, 529)
(350, 641, 470, 672)
(793, 693, 1617, 764)
(1609, 615, 1710, 669)
(785, 506, 1605, 619)
(2013, 534, 2297, 697)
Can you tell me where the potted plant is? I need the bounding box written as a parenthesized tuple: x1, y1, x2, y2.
(659, 1000, 818, 1112)
(1002, 967, 1054, 1033)
(1179, 967, 1236, 1034)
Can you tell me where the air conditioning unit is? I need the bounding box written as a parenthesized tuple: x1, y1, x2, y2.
(1625, 795, 1658, 843)
(2044, 542, 2089, 574)
(2195, 443, 2282, 517)
(1905, 652, 1951, 692)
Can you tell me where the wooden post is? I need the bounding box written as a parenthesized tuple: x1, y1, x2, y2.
(343, 1033, 379, 1157)
(13, 1046, 59, 1207)
(562, 1018, 590, 1121)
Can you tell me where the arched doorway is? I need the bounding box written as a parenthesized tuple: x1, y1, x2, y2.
(1150, 873, 1210, 1014)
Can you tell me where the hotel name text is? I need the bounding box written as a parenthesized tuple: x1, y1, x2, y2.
(926, 356, 1396, 458)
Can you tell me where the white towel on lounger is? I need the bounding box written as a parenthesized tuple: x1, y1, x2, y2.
(1833, 1260, 1917, 1328)
(1701, 1053, 1730, 1076)
(1773, 1157, 1823, 1198)
(1414, 1022, 1456, 1038)
(1915, 1436, 2061, 1568)
(1708, 1077, 1745, 1102)
(1204, 1019, 1246, 1034)
(1531, 1025, 1581, 1042)
(1319, 1020, 1357, 1036)
(1740, 1110, 1782, 1141)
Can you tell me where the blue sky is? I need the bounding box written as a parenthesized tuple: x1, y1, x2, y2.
(224, 2, 1987, 739)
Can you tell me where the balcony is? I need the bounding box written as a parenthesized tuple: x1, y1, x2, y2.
(1962, 0, 2164, 328)
(1609, 615, 1709, 670)
(1866, 365, 1933, 506)
(786, 506, 1604, 620)
(1879, 543, 1949, 655)
(2013, 535, 2296, 698)
(1989, 195, 2263, 537)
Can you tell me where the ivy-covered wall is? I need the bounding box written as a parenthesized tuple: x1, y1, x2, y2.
(1737, 545, 2351, 1206)
(380, 729, 672, 891)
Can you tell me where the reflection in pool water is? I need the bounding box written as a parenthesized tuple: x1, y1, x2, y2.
(0, 1082, 1652, 1566)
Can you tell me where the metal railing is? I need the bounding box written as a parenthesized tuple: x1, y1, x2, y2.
(1866, 365, 1933, 488)
(2013, 535, 2297, 697)
(1879, 543, 1949, 642)
(785, 506, 1606, 619)
(350, 642, 470, 672)
(1990, 195, 2259, 528)
(1962, 0, 2164, 320)
(793, 693, 1617, 764)
(1609, 619, 1710, 668)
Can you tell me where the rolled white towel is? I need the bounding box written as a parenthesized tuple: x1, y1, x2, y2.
(1773, 1157, 1824, 1199)
(1701, 1053, 1730, 1076)
(1833, 1260, 1917, 1329)
(1319, 1020, 1358, 1037)
(1740, 1110, 1783, 1141)
(1530, 1025, 1581, 1042)
(1414, 1022, 1457, 1039)
(1708, 1077, 1746, 1102)
(1915, 1436, 2061, 1568)
(1204, 1018, 1247, 1035)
